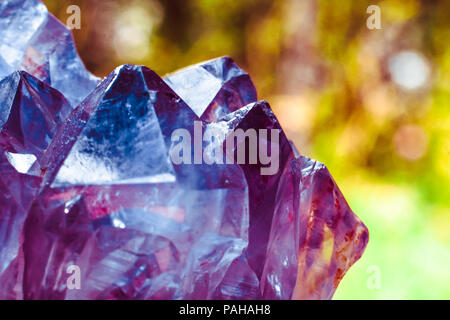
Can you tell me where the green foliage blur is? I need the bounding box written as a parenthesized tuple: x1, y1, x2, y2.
(44, 0, 450, 299)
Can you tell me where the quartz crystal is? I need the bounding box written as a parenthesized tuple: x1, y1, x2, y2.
(0, 70, 71, 299)
(164, 57, 257, 122)
(0, 0, 99, 107)
(0, 0, 368, 300)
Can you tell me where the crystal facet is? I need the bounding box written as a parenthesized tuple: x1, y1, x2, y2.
(0, 0, 368, 300)
(164, 57, 257, 122)
(0, 70, 71, 299)
(21, 64, 250, 299)
(0, 0, 99, 107)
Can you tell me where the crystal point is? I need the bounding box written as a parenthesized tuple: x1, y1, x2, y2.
(164, 57, 257, 122)
(0, 0, 99, 107)
(0, 70, 71, 299)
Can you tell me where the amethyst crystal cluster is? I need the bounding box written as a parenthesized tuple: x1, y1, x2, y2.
(0, 0, 368, 300)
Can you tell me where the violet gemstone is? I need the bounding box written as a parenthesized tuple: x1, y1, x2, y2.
(212, 101, 294, 280)
(0, 71, 71, 299)
(164, 57, 257, 122)
(262, 156, 369, 299)
(22, 65, 250, 299)
(0, 0, 368, 300)
(0, 0, 99, 107)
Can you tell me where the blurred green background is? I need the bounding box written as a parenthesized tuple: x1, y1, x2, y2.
(44, 0, 450, 299)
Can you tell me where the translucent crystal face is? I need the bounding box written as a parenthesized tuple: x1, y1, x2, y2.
(0, 0, 99, 107)
(0, 0, 368, 300)
(52, 65, 177, 187)
(164, 56, 257, 122)
(0, 71, 71, 299)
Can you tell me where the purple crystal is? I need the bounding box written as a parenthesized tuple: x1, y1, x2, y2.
(164, 57, 257, 122)
(261, 156, 369, 299)
(22, 65, 250, 299)
(41, 65, 180, 187)
(0, 0, 368, 300)
(0, 0, 99, 107)
(211, 101, 294, 279)
(0, 70, 71, 299)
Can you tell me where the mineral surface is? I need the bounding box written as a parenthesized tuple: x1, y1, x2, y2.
(0, 0, 368, 300)
(0, 0, 99, 107)
(0, 70, 71, 299)
(164, 57, 257, 122)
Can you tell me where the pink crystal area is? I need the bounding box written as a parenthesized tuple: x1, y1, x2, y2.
(0, 0, 368, 300)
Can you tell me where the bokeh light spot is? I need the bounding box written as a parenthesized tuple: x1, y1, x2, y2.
(113, 1, 163, 61)
(388, 50, 430, 90)
(394, 125, 429, 161)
